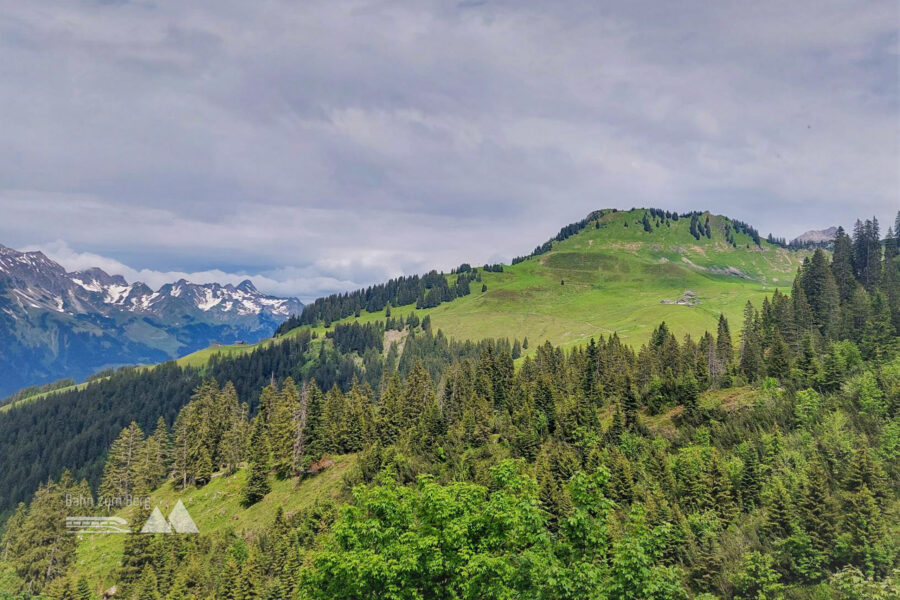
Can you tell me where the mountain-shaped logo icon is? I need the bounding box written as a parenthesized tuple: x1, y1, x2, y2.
(140, 500, 199, 534)
(140, 507, 172, 533)
(167, 499, 200, 533)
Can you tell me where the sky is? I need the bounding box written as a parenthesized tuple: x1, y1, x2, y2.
(0, 1, 897, 302)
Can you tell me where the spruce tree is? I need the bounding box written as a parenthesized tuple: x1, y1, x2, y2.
(99, 422, 146, 501)
(831, 226, 857, 303)
(879, 228, 900, 334)
(709, 454, 737, 523)
(172, 404, 200, 489)
(222, 401, 249, 474)
(766, 332, 792, 380)
(800, 460, 835, 556)
(844, 484, 883, 575)
(219, 556, 243, 600)
(716, 313, 734, 367)
(4, 474, 78, 592)
(76, 576, 94, 600)
(762, 478, 792, 540)
(270, 378, 300, 479)
(802, 249, 840, 338)
(239, 552, 263, 600)
(119, 502, 157, 587)
(862, 291, 895, 360)
(142, 417, 171, 490)
(132, 565, 162, 600)
(739, 302, 764, 381)
(739, 448, 760, 509)
(163, 575, 189, 600)
(242, 415, 271, 506)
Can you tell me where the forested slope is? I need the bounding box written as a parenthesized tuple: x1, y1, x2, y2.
(1, 212, 898, 599)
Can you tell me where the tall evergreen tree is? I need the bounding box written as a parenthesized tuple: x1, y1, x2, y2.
(739, 302, 764, 381)
(99, 422, 146, 500)
(141, 417, 171, 490)
(831, 226, 857, 303)
(766, 332, 792, 379)
(801, 249, 840, 338)
(800, 460, 835, 557)
(269, 378, 300, 479)
(242, 415, 271, 506)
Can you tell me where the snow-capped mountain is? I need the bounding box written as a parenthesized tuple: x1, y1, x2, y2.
(0, 243, 302, 396)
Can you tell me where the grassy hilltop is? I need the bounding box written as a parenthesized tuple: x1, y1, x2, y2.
(251, 209, 805, 356)
(390, 209, 804, 348)
(170, 209, 808, 371)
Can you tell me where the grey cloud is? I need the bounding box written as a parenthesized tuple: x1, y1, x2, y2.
(0, 0, 896, 298)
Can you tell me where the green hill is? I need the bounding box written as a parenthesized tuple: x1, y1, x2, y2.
(167, 208, 807, 370)
(385, 209, 804, 348)
(252, 209, 804, 354)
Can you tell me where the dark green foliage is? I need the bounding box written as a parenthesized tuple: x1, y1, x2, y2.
(328, 321, 384, 355)
(800, 249, 841, 338)
(242, 416, 271, 506)
(512, 208, 613, 264)
(3, 211, 900, 598)
(0, 333, 313, 515)
(852, 217, 883, 291)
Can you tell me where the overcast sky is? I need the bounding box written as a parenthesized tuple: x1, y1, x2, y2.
(0, 1, 897, 301)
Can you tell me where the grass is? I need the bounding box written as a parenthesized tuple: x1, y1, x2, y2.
(0, 381, 94, 413)
(642, 386, 759, 436)
(308, 209, 808, 351)
(69, 454, 355, 590)
(12, 209, 809, 399)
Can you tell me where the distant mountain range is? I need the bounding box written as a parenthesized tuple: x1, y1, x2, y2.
(791, 226, 838, 246)
(0, 244, 302, 396)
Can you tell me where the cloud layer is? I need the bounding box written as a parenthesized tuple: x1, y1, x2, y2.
(0, 0, 896, 300)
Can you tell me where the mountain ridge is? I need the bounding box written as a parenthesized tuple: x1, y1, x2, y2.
(791, 226, 838, 246)
(0, 243, 302, 396)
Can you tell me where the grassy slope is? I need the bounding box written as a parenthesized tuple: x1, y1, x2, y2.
(0, 381, 91, 413)
(69, 454, 355, 590)
(9, 209, 806, 395)
(320, 209, 807, 350)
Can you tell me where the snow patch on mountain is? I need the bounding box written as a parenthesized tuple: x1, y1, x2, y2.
(72, 278, 103, 293)
(0, 243, 303, 319)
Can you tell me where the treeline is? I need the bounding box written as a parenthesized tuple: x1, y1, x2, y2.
(512, 208, 614, 264)
(276, 269, 481, 332)
(0, 378, 75, 407)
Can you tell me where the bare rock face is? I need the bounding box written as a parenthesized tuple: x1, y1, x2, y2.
(791, 226, 838, 246)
